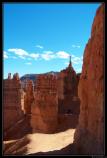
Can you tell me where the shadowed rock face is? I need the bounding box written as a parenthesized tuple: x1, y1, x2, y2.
(58, 58, 80, 115)
(74, 4, 104, 154)
(24, 80, 34, 114)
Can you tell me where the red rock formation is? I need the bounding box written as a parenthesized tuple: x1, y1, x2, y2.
(24, 80, 34, 114)
(13, 73, 20, 80)
(58, 56, 80, 114)
(3, 73, 24, 136)
(74, 4, 104, 154)
(31, 74, 58, 133)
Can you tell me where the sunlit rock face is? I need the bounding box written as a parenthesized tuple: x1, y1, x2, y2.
(31, 74, 58, 133)
(3, 73, 24, 135)
(74, 4, 104, 154)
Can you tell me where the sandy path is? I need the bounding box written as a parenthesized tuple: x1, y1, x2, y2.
(4, 128, 75, 155)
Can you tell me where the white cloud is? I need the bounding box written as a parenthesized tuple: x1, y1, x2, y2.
(4, 51, 8, 59)
(35, 45, 43, 49)
(6, 48, 83, 66)
(72, 45, 81, 48)
(7, 48, 39, 60)
(19, 56, 26, 59)
(7, 48, 70, 61)
(41, 51, 70, 60)
(72, 60, 79, 64)
(25, 62, 32, 65)
(29, 53, 39, 59)
(56, 51, 70, 59)
(41, 51, 55, 60)
(4, 54, 8, 59)
(8, 48, 29, 56)
(43, 51, 53, 54)
(72, 58, 83, 65)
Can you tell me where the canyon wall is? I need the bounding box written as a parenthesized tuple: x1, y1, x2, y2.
(74, 4, 104, 154)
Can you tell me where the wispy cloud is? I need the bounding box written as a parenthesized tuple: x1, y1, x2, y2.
(29, 53, 39, 59)
(40, 51, 70, 60)
(4, 51, 8, 59)
(41, 51, 55, 60)
(35, 45, 43, 49)
(56, 51, 70, 59)
(8, 48, 39, 60)
(8, 48, 29, 56)
(6, 48, 83, 65)
(19, 56, 26, 59)
(25, 62, 32, 65)
(72, 45, 81, 48)
(72, 56, 83, 65)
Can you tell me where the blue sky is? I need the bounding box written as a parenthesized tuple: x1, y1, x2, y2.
(3, 3, 101, 79)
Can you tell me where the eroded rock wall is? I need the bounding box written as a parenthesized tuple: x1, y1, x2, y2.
(3, 73, 24, 133)
(31, 74, 58, 133)
(74, 4, 104, 154)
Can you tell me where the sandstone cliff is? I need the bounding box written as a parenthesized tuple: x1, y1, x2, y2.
(74, 4, 104, 154)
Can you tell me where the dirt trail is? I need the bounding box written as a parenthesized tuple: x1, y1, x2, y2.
(4, 129, 75, 155)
